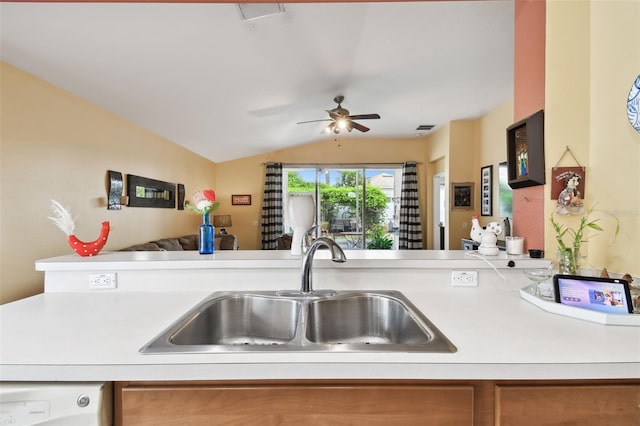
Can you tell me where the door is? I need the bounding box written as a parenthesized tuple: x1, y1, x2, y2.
(284, 166, 401, 250)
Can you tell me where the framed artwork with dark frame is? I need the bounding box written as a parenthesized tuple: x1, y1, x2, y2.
(231, 194, 252, 206)
(507, 109, 545, 189)
(177, 184, 185, 210)
(126, 174, 176, 208)
(480, 165, 493, 216)
(450, 182, 474, 210)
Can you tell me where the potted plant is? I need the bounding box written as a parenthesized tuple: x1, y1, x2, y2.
(366, 225, 394, 250)
(549, 205, 618, 275)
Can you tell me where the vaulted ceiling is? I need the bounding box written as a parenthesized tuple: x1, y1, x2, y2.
(1, 1, 514, 162)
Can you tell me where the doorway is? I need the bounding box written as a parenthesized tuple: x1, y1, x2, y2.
(283, 166, 402, 249)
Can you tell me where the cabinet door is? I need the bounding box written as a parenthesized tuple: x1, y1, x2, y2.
(496, 385, 640, 426)
(120, 384, 474, 426)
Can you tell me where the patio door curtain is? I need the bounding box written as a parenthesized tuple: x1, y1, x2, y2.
(261, 162, 284, 250)
(399, 161, 423, 249)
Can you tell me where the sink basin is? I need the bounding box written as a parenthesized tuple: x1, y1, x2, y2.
(306, 293, 456, 352)
(170, 294, 301, 346)
(141, 293, 302, 353)
(140, 291, 456, 354)
(306, 294, 432, 345)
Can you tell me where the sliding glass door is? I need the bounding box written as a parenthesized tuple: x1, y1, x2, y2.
(283, 166, 401, 250)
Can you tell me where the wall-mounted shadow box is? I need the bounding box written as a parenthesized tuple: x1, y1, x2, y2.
(506, 109, 545, 189)
(126, 174, 176, 208)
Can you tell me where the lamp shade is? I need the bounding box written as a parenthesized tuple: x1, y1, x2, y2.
(213, 215, 232, 228)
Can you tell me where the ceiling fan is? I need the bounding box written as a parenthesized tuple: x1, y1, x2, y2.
(297, 95, 381, 134)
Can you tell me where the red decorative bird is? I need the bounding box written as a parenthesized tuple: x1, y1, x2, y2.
(49, 200, 110, 257)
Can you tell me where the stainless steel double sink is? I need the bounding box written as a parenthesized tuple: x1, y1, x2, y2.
(140, 290, 456, 353)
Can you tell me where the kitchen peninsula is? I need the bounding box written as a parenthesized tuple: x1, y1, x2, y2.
(1, 250, 638, 425)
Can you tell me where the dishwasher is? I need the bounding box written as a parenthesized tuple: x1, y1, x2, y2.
(0, 382, 112, 426)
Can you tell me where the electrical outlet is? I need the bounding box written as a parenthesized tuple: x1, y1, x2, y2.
(451, 271, 478, 287)
(89, 273, 117, 289)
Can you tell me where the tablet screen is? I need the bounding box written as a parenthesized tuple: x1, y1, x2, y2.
(553, 275, 633, 314)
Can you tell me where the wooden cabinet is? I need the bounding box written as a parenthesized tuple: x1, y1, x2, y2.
(117, 382, 474, 426)
(116, 380, 640, 426)
(495, 384, 640, 426)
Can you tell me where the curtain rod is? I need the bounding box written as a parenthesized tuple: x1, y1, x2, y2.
(263, 162, 422, 167)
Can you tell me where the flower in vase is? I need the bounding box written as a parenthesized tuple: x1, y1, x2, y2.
(549, 204, 619, 274)
(185, 189, 220, 215)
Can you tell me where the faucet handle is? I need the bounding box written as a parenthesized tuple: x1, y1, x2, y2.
(302, 225, 319, 253)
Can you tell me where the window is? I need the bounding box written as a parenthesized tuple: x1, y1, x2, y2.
(283, 165, 403, 250)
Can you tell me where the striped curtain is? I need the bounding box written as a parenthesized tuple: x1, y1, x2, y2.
(399, 161, 423, 249)
(261, 163, 283, 250)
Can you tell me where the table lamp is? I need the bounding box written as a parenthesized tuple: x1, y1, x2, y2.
(213, 215, 232, 234)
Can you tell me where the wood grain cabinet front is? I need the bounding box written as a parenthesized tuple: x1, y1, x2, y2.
(116, 380, 640, 426)
(118, 382, 474, 426)
(495, 384, 640, 426)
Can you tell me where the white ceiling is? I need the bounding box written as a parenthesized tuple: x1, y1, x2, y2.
(1, 1, 514, 163)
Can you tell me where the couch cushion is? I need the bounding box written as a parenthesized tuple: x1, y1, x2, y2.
(216, 234, 237, 250)
(177, 235, 199, 250)
(121, 242, 163, 251)
(151, 238, 184, 251)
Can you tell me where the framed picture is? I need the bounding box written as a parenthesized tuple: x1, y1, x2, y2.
(126, 174, 175, 208)
(232, 194, 251, 205)
(507, 109, 545, 189)
(551, 166, 586, 200)
(450, 182, 474, 210)
(177, 184, 185, 210)
(481, 165, 493, 216)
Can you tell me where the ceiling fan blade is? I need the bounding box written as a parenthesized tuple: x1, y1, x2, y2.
(351, 121, 370, 132)
(348, 113, 380, 120)
(297, 119, 333, 124)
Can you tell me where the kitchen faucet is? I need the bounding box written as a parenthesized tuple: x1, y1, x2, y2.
(301, 225, 320, 254)
(300, 237, 346, 294)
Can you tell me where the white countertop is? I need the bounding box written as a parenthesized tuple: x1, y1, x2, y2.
(2, 251, 639, 382)
(35, 249, 537, 271)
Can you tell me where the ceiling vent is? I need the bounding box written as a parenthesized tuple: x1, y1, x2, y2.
(416, 125, 435, 131)
(237, 3, 285, 21)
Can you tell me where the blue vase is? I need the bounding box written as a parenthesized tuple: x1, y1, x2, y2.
(199, 214, 214, 254)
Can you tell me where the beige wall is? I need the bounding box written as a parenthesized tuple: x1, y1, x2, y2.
(544, 1, 640, 275)
(418, 100, 514, 250)
(0, 63, 217, 303)
(476, 100, 515, 225)
(447, 120, 478, 249)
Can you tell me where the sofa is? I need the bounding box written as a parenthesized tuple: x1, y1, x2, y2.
(121, 234, 237, 251)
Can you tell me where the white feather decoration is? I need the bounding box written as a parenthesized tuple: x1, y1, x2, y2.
(48, 199, 76, 236)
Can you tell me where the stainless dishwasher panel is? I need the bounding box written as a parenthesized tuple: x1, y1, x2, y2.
(0, 382, 112, 426)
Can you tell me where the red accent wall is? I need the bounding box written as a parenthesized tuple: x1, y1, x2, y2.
(513, 0, 546, 250)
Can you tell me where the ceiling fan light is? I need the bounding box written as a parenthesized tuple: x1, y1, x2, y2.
(337, 118, 348, 129)
(325, 122, 337, 134)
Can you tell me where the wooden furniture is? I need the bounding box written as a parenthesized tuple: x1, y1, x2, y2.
(116, 379, 640, 426)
